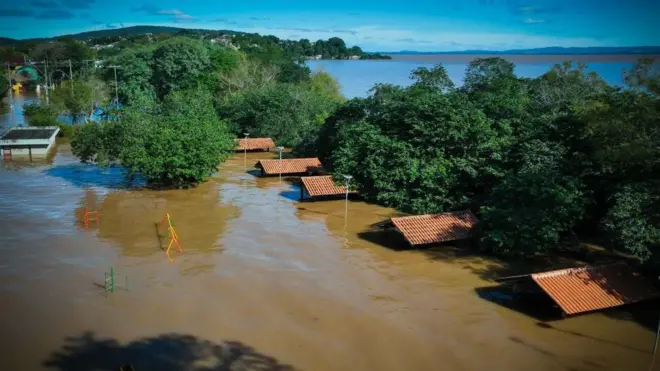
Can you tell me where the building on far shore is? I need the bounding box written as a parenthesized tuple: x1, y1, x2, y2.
(0, 126, 60, 159)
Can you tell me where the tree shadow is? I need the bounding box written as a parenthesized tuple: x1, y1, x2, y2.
(43, 332, 296, 371)
(45, 163, 145, 189)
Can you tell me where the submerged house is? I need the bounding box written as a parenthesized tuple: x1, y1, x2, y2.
(254, 158, 325, 177)
(372, 210, 479, 247)
(494, 262, 660, 316)
(0, 126, 59, 158)
(234, 138, 276, 152)
(299, 175, 357, 201)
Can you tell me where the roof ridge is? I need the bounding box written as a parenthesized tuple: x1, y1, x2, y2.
(532, 262, 629, 278)
(393, 209, 474, 220)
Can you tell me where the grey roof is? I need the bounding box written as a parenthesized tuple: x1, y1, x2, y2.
(1, 128, 58, 140)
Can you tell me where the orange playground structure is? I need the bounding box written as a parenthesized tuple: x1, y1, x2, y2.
(78, 207, 100, 230)
(159, 213, 183, 261)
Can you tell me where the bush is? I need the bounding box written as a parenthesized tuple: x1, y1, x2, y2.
(72, 88, 235, 187)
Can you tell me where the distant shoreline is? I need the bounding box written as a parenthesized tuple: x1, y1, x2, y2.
(383, 54, 659, 64)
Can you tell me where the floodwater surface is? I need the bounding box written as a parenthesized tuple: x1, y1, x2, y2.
(0, 143, 658, 371)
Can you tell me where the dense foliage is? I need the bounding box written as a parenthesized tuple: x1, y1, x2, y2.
(0, 69, 8, 100)
(62, 34, 342, 187)
(72, 88, 235, 187)
(0, 26, 388, 63)
(297, 58, 660, 262)
(5, 26, 659, 263)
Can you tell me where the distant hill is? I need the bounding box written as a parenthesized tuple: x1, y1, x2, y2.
(0, 26, 227, 45)
(2, 27, 659, 56)
(390, 46, 660, 55)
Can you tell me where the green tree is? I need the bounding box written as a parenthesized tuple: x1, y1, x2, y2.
(151, 37, 211, 98)
(72, 89, 234, 187)
(51, 78, 109, 123)
(410, 65, 454, 92)
(624, 57, 660, 96)
(314, 81, 510, 213)
(0, 69, 7, 100)
(479, 166, 585, 257)
(219, 83, 339, 147)
(601, 183, 660, 261)
(110, 47, 155, 104)
(307, 71, 344, 103)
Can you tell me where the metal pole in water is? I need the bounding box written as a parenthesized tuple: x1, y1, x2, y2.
(277, 146, 284, 184)
(110, 267, 115, 293)
(343, 175, 352, 222)
(243, 132, 249, 170)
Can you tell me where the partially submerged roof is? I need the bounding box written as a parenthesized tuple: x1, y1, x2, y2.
(255, 158, 324, 175)
(373, 210, 479, 246)
(301, 175, 357, 197)
(0, 126, 59, 141)
(235, 138, 276, 151)
(530, 263, 660, 315)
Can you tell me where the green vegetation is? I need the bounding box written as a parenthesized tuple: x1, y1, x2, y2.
(0, 25, 389, 62)
(296, 58, 660, 263)
(72, 88, 235, 187)
(65, 35, 341, 187)
(6, 26, 659, 264)
(0, 69, 7, 100)
(23, 102, 76, 137)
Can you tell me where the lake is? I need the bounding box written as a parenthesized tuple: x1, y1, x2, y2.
(307, 54, 644, 98)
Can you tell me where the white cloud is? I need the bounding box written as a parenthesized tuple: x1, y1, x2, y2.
(156, 9, 185, 16)
(523, 18, 546, 24)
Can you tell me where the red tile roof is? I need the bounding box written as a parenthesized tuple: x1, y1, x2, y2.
(531, 263, 660, 315)
(384, 210, 479, 246)
(235, 138, 276, 151)
(255, 158, 325, 175)
(301, 175, 357, 197)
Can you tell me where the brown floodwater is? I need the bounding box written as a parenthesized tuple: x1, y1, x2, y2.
(0, 142, 658, 371)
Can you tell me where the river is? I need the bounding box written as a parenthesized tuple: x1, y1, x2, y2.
(307, 55, 641, 98)
(0, 63, 659, 371)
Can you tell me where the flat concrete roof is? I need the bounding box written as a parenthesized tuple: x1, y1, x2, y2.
(1, 127, 58, 140)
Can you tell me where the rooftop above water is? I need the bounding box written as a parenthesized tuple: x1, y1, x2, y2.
(0, 126, 59, 141)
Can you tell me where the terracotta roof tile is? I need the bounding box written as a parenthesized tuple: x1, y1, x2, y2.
(301, 175, 357, 197)
(235, 138, 276, 151)
(389, 210, 479, 246)
(255, 158, 325, 175)
(531, 263, 660, 315)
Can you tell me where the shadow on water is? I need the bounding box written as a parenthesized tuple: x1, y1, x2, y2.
(46, 163, 145, 189)
(474, 284, 562, 322)
(534, 321, 652, 354)
(507, 336, 599, 371)
(279, 185, 302, 202)
(43, 331, 296, 371)
(93, 182, 239, 258)
(601, 300, 660, 332)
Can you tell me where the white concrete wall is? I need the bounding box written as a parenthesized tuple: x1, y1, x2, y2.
(4, 147, 50, 156)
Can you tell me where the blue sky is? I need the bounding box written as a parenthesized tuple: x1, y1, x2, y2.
(0, 0, 658, 51)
